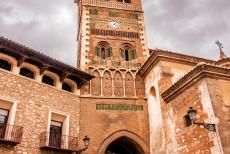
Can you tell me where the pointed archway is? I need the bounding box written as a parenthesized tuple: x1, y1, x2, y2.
(98, 130, 149, 154)
(105, 136, 144, 154)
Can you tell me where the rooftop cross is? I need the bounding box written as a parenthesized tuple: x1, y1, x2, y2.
(215, 40, 224, 51)
(215, 40, 226, 59)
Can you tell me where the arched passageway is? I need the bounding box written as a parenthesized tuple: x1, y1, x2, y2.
(105, 137, 144, 154)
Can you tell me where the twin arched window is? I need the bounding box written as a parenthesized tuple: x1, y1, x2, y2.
(95, 42, 136, 61)
(95, 41, 112, 59)
(120, 44, 136, 61)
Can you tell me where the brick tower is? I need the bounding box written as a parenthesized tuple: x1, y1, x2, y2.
(75, 1, 149, 153)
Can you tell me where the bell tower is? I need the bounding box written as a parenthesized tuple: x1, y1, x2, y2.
(76, 0, 149, 71)
(75, 1, 150, 153)
(75, 0, 148, 98)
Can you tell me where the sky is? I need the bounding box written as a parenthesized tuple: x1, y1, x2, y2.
(0, 0, 229, 66)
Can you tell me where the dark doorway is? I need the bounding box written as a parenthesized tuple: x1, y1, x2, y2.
(105, 137, 144, 154)
(49, 121, 62, 148)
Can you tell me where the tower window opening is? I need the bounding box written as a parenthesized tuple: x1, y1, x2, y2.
(101, 48, 106, 59)
(125, 50, 129, 61)
(0, 59, 11, 71)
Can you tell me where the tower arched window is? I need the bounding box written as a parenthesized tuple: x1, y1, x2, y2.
(95, 41, 112, 59)
(120, 43, 136, 61)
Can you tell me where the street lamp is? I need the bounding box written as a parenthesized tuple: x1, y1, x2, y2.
(83, 136, 90, 147)
(77, 136, 90, 154)
(186, 107, 216, 132)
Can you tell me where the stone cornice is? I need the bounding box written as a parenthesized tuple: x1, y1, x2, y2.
(138, 49, 216, 77)
(215, 57, 230, 65)
(161, 63, 230, 103)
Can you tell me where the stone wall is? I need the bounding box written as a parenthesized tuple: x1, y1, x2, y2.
(0, 69, 81, 154)
(165, 80, 223, 154)
(144, 60, 194, 154)
(206, 78, 230, 153)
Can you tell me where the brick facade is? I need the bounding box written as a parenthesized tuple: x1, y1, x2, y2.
(79, 97, 149, 154)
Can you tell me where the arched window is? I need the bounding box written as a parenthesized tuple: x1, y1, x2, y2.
(19, 67, 35, 79)
(42, 75, 55, 86)
(0, 59, 11, 71)
(120, 43, 136, 61)
(62, 82, 72, 92)
(150, 86, 156, 97)
(95, 41, 112, 59)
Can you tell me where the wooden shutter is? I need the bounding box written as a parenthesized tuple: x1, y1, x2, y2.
(120, 49, 125, 59)
(95, 47, 100, 57)
(107, 48, 112, 57)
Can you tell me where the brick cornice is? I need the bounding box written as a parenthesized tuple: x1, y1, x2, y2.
(138, 49, 216, 77)
(161, 63, 230, 103)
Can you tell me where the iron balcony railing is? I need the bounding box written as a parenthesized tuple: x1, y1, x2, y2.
(0, 124, 23, 145)
(40, 132, 78, 152)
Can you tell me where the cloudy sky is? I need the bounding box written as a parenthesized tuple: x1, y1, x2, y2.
(0, 0, 229, 66)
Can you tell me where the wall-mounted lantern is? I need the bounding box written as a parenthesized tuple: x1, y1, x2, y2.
(77, 136, 90, 154)
(185, 107, 216, 132)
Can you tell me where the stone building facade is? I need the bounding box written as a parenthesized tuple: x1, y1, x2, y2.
(139, 49, 230, 154)
(0, 0, 229, 154)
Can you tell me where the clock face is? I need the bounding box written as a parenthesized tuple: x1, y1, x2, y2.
(109, 20, 119, 29)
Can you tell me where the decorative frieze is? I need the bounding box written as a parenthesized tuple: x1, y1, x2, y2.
(96, 104, 144, 111)
(84, 0, 139, 11)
